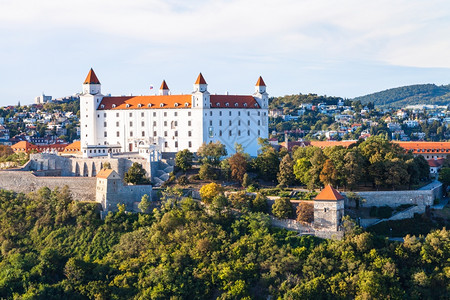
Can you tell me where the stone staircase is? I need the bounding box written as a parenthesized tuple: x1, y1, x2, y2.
(152, 159, 174, 186)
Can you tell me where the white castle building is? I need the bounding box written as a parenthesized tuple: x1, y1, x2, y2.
(80, 69, 268, 158)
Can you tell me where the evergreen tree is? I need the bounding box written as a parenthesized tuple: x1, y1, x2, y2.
(277, 154, 295, 187)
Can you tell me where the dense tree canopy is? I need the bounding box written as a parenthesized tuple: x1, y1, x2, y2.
(0, 187, 448, 299)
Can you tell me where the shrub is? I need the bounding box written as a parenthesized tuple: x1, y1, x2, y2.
(177, 175, 189, 186)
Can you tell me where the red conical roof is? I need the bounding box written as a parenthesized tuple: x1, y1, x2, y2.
(160, 80, 169, 90)
(84, 68, 100, 84)
(195, 73, 207, 84)
(315, 185, 344, 201)
(256, 76, 266, 86)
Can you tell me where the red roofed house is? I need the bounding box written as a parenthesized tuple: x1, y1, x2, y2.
(11, 141, 69, 154)
(80, 69, 268, 157)
(314, 185, 345, 237)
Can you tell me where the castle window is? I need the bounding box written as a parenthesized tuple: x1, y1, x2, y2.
(175, 131, 178, 137)
(188, 121, 191, 126)
(164, 112, 167, 117)
(153, 121, 156, 126)
(254, 103, 258, 107)
(210, 111, 212, 116)
(324, 208, 328, 212)
(153, 131, 157, 136)
(219, 111, 222, 116)
(188, 112, 191, 116)
(141, 112, 144, 117)
(258, 130, 260, 135)
(160, 103, 164, 107)
(104, 113, 106, 117)
(164, 121, 167, 126)
(188, 131, 192, 137)
(148, 104, 152, 108)
(234, 103, 238, 107)
(238, 120, 241, 126)
(264, 112, 266, 116)
(153, 112, 156, 117)
(164, 131, 167, 137)
(116, 132, 120, 137)
(229, 111, 232, 116)
(129, 112, 133, 117)
(138, 104, 142, 108)
(130, 121, 133, 127)
(238, 130, 241, 136)
(248, 130, 250, 136)
(164, 142, 168, 147)
(248, 112, 250, 116)
(216, 102, 220, 106)
(126, 104, 131, 108)
(174, 112, 177, 116)
(104, 122, 107, 127)
(219, 130, 222, 136)
(100, 104, 105, 109)
(219, 120, 222, 126)
(97, 114, 100, 118)
(258, 112, 261, 116)
(229, 120, 232, 126)
(174, 103, 179, 107)
(185, 102, 189, 107)
(142, 131, 145, 137)
(238, 111, 241, 116)
(116, 113, 119, 117)
(188, 141, 192, 147)
(175, 141, 178, 147)
(244, 103, 247, 107)
(258, 120, 260, 125)
(210, 120, 212, 126)
(248, 120, 250, 126)
(225, 103, 229, 107)
(130, 131, 133, 137)
(229, 130, 232, 136)
(112, 104, 116, 108)
(104, 132, 107, 137)
(141, 121, 145, 126)
(116, 122, 119, 127)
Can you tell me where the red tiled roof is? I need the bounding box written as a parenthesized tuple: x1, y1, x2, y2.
(160, 80, 169, 90)
(427, 158, 445, 167)
(97, 169, 115, 179)
(210, 95, 260, 109)
(11, 141, 38, 152)
(84, 68, 100, 84)
(393, 141, 450, 154)
(195, 73, 207, 84)
(62, 141, 81, 153)
(256, 76, 266, 86)
(315, 185, 344, 201)
(98, 95, 192, 110)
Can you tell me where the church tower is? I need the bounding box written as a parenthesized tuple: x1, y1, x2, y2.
(159, 80, 170, 96)
(253, 76, 268, 108)
(192, 73, 210, 108)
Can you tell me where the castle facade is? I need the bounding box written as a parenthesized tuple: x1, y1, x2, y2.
(80, 69, 268, 157)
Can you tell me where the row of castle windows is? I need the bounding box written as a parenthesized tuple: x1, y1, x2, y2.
(210, 120, 260, 126)
(107, 130, 191, 138)
(98, 111, 190, 118)
(217, 129, 260, 137)
(104, 120, 190, 128)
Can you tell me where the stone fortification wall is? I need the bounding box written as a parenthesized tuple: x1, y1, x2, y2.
(27, 153, 151, 179)
(315, 230, 344, 240)
(0, 171, 96, 201)
(345, 182, 442, 209)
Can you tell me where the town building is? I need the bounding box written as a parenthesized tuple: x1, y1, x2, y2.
(80, 69, 268, 158)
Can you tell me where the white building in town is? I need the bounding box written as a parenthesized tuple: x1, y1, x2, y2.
(80, 69, 268, 158)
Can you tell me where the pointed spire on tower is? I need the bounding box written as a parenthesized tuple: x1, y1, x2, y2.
(83, 68, 100, 84)
(195, 73, 207, 85)
(256, 76, 266, 87)
(159, 80, 170, 95)
(160, 80, 169, 90)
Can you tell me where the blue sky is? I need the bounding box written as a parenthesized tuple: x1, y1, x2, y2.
(1, 0, 450, 106)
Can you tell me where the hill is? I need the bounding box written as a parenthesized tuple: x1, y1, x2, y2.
(352, 83, 450, 107)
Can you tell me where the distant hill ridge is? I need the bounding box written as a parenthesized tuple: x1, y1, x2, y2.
(352, 83, 450, 107)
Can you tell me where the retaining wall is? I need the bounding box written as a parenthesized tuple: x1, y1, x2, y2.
(0, 171, 96, 201)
